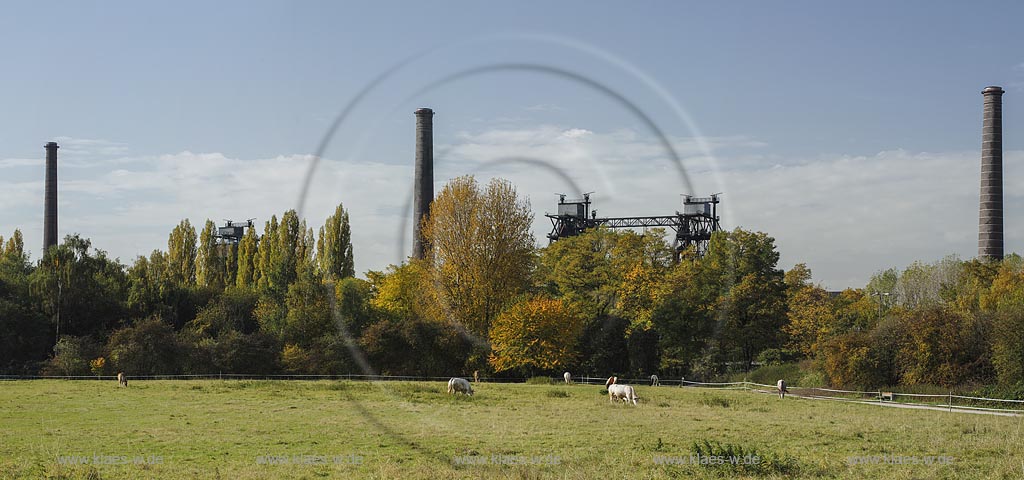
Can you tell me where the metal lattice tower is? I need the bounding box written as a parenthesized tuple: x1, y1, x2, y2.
(545, 193, 721, 257)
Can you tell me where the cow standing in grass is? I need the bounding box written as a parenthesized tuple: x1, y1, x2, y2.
(605, 376, 638, 405)
(117, 372, 128, 388)
(777, 379, 788, 399)
(448, 377, 474, 396)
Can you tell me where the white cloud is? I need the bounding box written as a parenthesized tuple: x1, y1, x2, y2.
(0, 158, 41, 168)
(1, 127, 1016, 290)
(438, 126, 1022, 289)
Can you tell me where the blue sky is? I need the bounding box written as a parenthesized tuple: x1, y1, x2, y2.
(2, 1, 1023, 288)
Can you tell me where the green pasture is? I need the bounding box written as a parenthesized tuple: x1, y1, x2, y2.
(0, 380, 1021, 479)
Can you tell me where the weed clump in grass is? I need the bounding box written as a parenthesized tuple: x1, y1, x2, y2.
(526, 376, 553, 385)
(546, 390, 569, 398)
(689, 439, 800, 476)
(699, 395, 731, 408)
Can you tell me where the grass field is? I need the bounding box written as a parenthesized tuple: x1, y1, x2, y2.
(1, 380, 1022, 479)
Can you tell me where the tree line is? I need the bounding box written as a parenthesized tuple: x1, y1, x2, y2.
(2, 175, 1024, 394)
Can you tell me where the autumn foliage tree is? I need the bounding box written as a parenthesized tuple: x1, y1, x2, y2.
(488, 297, 584, 374)
(421, 176, 534, 338)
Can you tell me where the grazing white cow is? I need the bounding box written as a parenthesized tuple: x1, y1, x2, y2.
(563, 372, 571, 384)
(448, 377, 474, 396)
(777, 379, 788, 399)
(650, 374, 660, 386)
(117, 372, 128, 387)
(608, 384, 639, 405)
(605, 375, 637, 405)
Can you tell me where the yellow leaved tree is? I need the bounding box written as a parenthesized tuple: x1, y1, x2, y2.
(488, 297, 584, 374)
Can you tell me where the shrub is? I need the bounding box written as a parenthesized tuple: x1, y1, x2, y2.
(526, 376, 553, 385)
(212, 331, 281, 374)
(89, 357, 106, 377)
(107, 317, 184, 375)
(756, 348, 798, 366)
(44, 336, 101, 376)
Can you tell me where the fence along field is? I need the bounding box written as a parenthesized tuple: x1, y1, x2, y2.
(1, 378, 1023, 479)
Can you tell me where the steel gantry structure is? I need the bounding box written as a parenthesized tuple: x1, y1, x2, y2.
(545, 193, 721, 257)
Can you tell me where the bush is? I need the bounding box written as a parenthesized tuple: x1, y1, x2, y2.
(756, 348, 798, 366)
(734, 363, 802, 386)
(526, 376, 553, 385)
(360, 316, 472, 376)
(43, 336, 101, 376)
(797, 369, 827, 388)
(107, 317, 184, 375)
(212, 331, 281, 374)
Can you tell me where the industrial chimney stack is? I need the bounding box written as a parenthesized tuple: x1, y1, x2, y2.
(43, 141, 59, 253)
(979, 86, 1004, 261)
(413, 108, 434, 259)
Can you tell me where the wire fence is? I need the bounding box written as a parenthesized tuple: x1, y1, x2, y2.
(678, 380, 1024, 415)
(3, 373, 1021, 415)
(0, 373, 531, 383)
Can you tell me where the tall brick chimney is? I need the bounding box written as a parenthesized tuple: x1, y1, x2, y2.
(413, 108, 434, 259)
(43, 141, 59, 253)
(979, 86, 1004, 261)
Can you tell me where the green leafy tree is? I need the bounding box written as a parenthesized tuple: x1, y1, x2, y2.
(196, 219, 225, 290)
(107, 317, 184, 375)
(282, 269, 332, 347)
(650, 260, 718, 375)
(31, 235, 127, 339)
(270, 210, 302, 293)
(539, 228, 621, 320)
(317, 203, 355, 282)
(0, 229, 50, 373)
(334, 277, 375, 337)
(167, 219, 198, 286)
(719, 272, 788, 370)
(210, 330, 281, 374)
(359, 315, 473, 376)
(257, 216, 278, 292)
(235, 226, 260, 289)
(188, 286, 261, 337)
(700, 229, 788, 371)
(43, 336, 101, 376)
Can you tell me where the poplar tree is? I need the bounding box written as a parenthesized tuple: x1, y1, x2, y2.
(236, 226, 259, 289)
(195, 219, 224, 290)
(316, 203, 355, 282)
(167, 219, 197, 286)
